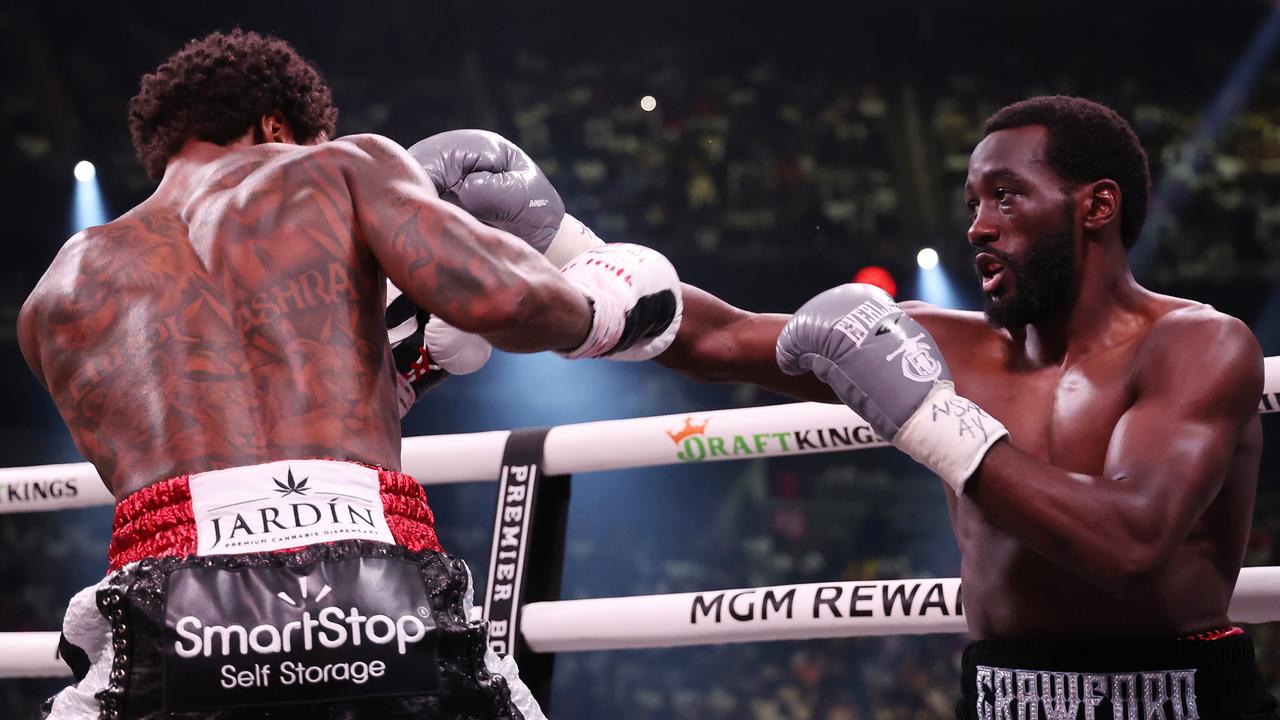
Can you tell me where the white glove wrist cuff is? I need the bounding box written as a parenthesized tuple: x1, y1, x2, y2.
(545, 214, 607, 268)
(560, 286, 624, 359)
(892, 382, 1008, 495)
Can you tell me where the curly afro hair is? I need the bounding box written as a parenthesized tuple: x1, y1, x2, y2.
(983, 96, 1151, 249)
(128, 29, 338, 181)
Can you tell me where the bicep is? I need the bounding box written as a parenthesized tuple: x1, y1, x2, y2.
(341, 138, 549, 332)
(366, 187, 532, 327)
(1103, 321, 1262, 543)
(1105, 393, 1237, 541)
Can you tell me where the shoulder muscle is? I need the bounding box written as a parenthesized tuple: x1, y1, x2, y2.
(1138, 306, 1262, 419)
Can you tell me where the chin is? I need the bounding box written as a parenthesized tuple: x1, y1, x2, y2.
(982, 292, 1027, 329)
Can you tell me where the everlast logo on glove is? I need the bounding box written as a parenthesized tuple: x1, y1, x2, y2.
(162, 555, 439, 711)
(188, 460, 395, 555)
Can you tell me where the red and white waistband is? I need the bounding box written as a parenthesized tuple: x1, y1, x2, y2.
(107, 459, 441, 571)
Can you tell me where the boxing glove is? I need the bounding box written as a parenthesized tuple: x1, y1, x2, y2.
(558, 244, 682, 361)
(776, 284, 1007, 493)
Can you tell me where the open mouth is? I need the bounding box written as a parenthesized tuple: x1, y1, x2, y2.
(974, 253, 1007, 297)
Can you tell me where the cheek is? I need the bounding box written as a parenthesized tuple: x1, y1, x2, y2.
(1000, 237, 1034, 268)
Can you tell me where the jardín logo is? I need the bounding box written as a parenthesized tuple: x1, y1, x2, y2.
(667, 415, 886, 463)
(201, 467, 382, 550)
(273, 469, 310, 497)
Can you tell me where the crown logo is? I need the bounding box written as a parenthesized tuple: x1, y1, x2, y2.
(666, 417, 710, 444)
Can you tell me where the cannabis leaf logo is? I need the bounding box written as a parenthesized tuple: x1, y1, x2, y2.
(273, 468, 311, 497)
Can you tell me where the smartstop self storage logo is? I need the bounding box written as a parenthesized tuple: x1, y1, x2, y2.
(162, 556, 438, 711)
(667, 416, 886, 463)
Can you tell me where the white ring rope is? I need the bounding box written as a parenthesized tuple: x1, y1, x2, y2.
(2, 567, 1278, 678)
(0, 356, 1277, 514)
(521, 566, 1280, 653)
(0, 355, 1275, 677)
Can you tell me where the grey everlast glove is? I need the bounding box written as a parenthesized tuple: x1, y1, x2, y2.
(407, 129, 565, 253)
(776, 284, 1007, 493)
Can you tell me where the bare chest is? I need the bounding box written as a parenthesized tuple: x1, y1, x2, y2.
(948, 350, 1137, 473)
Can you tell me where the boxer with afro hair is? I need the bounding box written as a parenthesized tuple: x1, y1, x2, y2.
(128, 29, 338, 181)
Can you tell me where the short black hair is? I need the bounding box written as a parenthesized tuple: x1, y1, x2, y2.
(983, 95, 1151, 249)
(128, 29, 338, 181)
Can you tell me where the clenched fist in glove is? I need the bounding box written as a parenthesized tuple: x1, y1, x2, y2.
(776, 284, 1008, 494)
(386, 281, 491, 417)
(408, 129, 605, 267)
(558, 244, 682, 361)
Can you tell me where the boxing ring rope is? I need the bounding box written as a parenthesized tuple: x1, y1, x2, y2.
(3, 355, 1278, 514)
(0, 355, 1277, 679)
(3, 568, 1280, 678)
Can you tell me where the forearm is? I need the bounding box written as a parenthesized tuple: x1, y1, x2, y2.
(372, 190, 591, 353)
(656, 284, 837, 402)
(477, 259, 592, 354)
(968, 442, 1162, 597)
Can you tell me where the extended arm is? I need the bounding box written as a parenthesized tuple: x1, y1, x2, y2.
(340, 134, 591, 353)
(656, 284, 836, 402)
(968, 311, 1263, 597)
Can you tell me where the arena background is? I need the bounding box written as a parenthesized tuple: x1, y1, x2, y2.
(2, 1, 1279, 717)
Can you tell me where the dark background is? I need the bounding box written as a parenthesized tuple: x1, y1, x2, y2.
(2, 1, 1279, 717)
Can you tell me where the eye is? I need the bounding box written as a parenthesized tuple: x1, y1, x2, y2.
(994, 187, 1016, 204)
(965, 199, 978, 219)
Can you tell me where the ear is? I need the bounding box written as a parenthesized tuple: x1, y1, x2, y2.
(258, 111, 297, 144)
(1081, 179, 1120, 235)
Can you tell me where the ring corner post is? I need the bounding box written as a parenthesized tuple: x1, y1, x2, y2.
(481, 426, 571, 712)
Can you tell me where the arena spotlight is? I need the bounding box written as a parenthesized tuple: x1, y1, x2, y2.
(640, 95, 657, 112)
(71, 161, 108, 233)
(916, 248, 939, 270)
(913, 247, 968, 309)
(853, 265, 897, 298)
(73, 160, 96, 182)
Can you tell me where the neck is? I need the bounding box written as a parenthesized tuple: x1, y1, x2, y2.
(1020, 238, 1149, 366)
(151, 136, 257, 202)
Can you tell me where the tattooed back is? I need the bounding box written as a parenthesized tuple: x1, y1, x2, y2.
(18, 140, 402, 498)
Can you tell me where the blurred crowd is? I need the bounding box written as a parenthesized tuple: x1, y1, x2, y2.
(326, 34, 1280, 288)
(7, 6, 1280, 308)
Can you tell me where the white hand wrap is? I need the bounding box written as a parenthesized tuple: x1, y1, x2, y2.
(891, 382, 1008, 494)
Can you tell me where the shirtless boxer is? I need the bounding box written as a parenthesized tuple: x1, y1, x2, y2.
(430, 98, 1275, 718)
(771, 97, 1276, 719)
(17, 30, 679, 719)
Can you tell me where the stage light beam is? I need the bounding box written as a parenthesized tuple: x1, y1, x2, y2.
(916, 248, 939, 270)
(71, 161, 108, 233)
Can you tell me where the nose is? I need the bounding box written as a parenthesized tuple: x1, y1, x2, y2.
(967, 203, 999, 247)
